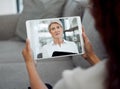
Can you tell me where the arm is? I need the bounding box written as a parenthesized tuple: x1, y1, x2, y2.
(82, 26, 100, 65)
(22, 39, 47, 89)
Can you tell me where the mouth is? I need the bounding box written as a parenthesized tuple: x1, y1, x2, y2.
(55, 33, 60, 36)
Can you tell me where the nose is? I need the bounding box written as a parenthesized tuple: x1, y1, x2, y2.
(54, 28, 59, 32)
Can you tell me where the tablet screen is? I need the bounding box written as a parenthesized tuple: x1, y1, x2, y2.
(26, 16, 84, 60)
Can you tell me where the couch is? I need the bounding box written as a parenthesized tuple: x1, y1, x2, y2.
(0, 0, 107, 89)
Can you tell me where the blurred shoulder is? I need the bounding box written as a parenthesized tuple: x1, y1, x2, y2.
(54, 60, 107, 89)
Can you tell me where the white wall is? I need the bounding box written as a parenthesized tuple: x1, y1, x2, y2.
(0, 0, 17, 15)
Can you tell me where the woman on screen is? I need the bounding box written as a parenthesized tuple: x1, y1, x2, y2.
(41, 20, 79, 58)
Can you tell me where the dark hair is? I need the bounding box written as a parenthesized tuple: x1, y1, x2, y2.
(90, 0, 120, 89)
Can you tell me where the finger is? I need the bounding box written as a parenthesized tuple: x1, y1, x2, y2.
(22, 39, 28, 56)
(82, 25, 85, 33)
(82, 31, 86, 39)
(26, 38, 31, 52)
(82, 27, 90, 42)
(82, 25, 86, 40)
(81, 54, 88, 59)
(22, 48, 25, 56)
(82, 31, 87, 42)
(82, 25, 89, 40)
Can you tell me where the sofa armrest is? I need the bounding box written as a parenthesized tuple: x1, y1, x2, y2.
(0, 14, 20, 40)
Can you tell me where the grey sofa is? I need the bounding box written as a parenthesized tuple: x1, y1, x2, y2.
(0, 0, 107, 89)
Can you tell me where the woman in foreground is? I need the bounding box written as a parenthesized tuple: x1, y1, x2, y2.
(22, 0, 120, 89)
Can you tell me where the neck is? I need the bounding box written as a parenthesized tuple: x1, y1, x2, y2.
(53, 38, 64, 46)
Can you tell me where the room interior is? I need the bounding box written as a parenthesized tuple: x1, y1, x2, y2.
(0, 0, 108, 88)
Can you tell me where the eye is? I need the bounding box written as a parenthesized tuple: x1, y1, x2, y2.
(51, 27, 55, 31)
(57, 26, 60, 29)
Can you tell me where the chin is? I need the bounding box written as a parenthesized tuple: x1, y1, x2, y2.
(54, 36, 61, 39)
(54, 35, 61, 38)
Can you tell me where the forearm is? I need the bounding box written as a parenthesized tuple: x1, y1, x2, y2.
(87, 53, 100, 65)
(26, 61, 47, 89)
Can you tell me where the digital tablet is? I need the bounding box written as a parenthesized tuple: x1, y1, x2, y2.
(26, 16, 84, 60)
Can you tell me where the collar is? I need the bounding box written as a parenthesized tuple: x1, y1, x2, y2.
(51, 39, 68, 45)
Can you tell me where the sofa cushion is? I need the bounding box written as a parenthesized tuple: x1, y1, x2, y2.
(0, 14, 19, 40)
(0, 57, 75, 89)
(0, 62, 29, 89)
(0, 40, 25, 63)
(15, 0, 66, 41)
(63, 0, 88, 20)
(82, 9, 108, 60)
(72, 55, 91, 68)
(36, 57, 75, 86)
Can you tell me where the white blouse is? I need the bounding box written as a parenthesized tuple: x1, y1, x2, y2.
(41, 40, 79, 58)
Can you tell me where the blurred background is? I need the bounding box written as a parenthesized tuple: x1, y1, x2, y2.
(0, 0, 23, 15)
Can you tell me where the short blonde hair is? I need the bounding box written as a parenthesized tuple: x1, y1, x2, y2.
(48, 20, 63, 31)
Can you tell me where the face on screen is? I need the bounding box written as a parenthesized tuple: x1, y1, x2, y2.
(26, 16, 84, 60)
(49, 22, 63, 39)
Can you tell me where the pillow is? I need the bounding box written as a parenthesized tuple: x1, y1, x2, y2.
(16, 0, 66, 41)
(63, 0, 88, 20)
(82, 9, 108, 60)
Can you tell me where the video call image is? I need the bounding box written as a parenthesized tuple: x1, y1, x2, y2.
(26, 16, 84, 60)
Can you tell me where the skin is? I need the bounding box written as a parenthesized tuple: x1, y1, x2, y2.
(22, 27, 100, 89)
(49, 22, 64, 46)
(22, 39, 47, 89)
(82, 26, 100, 64)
